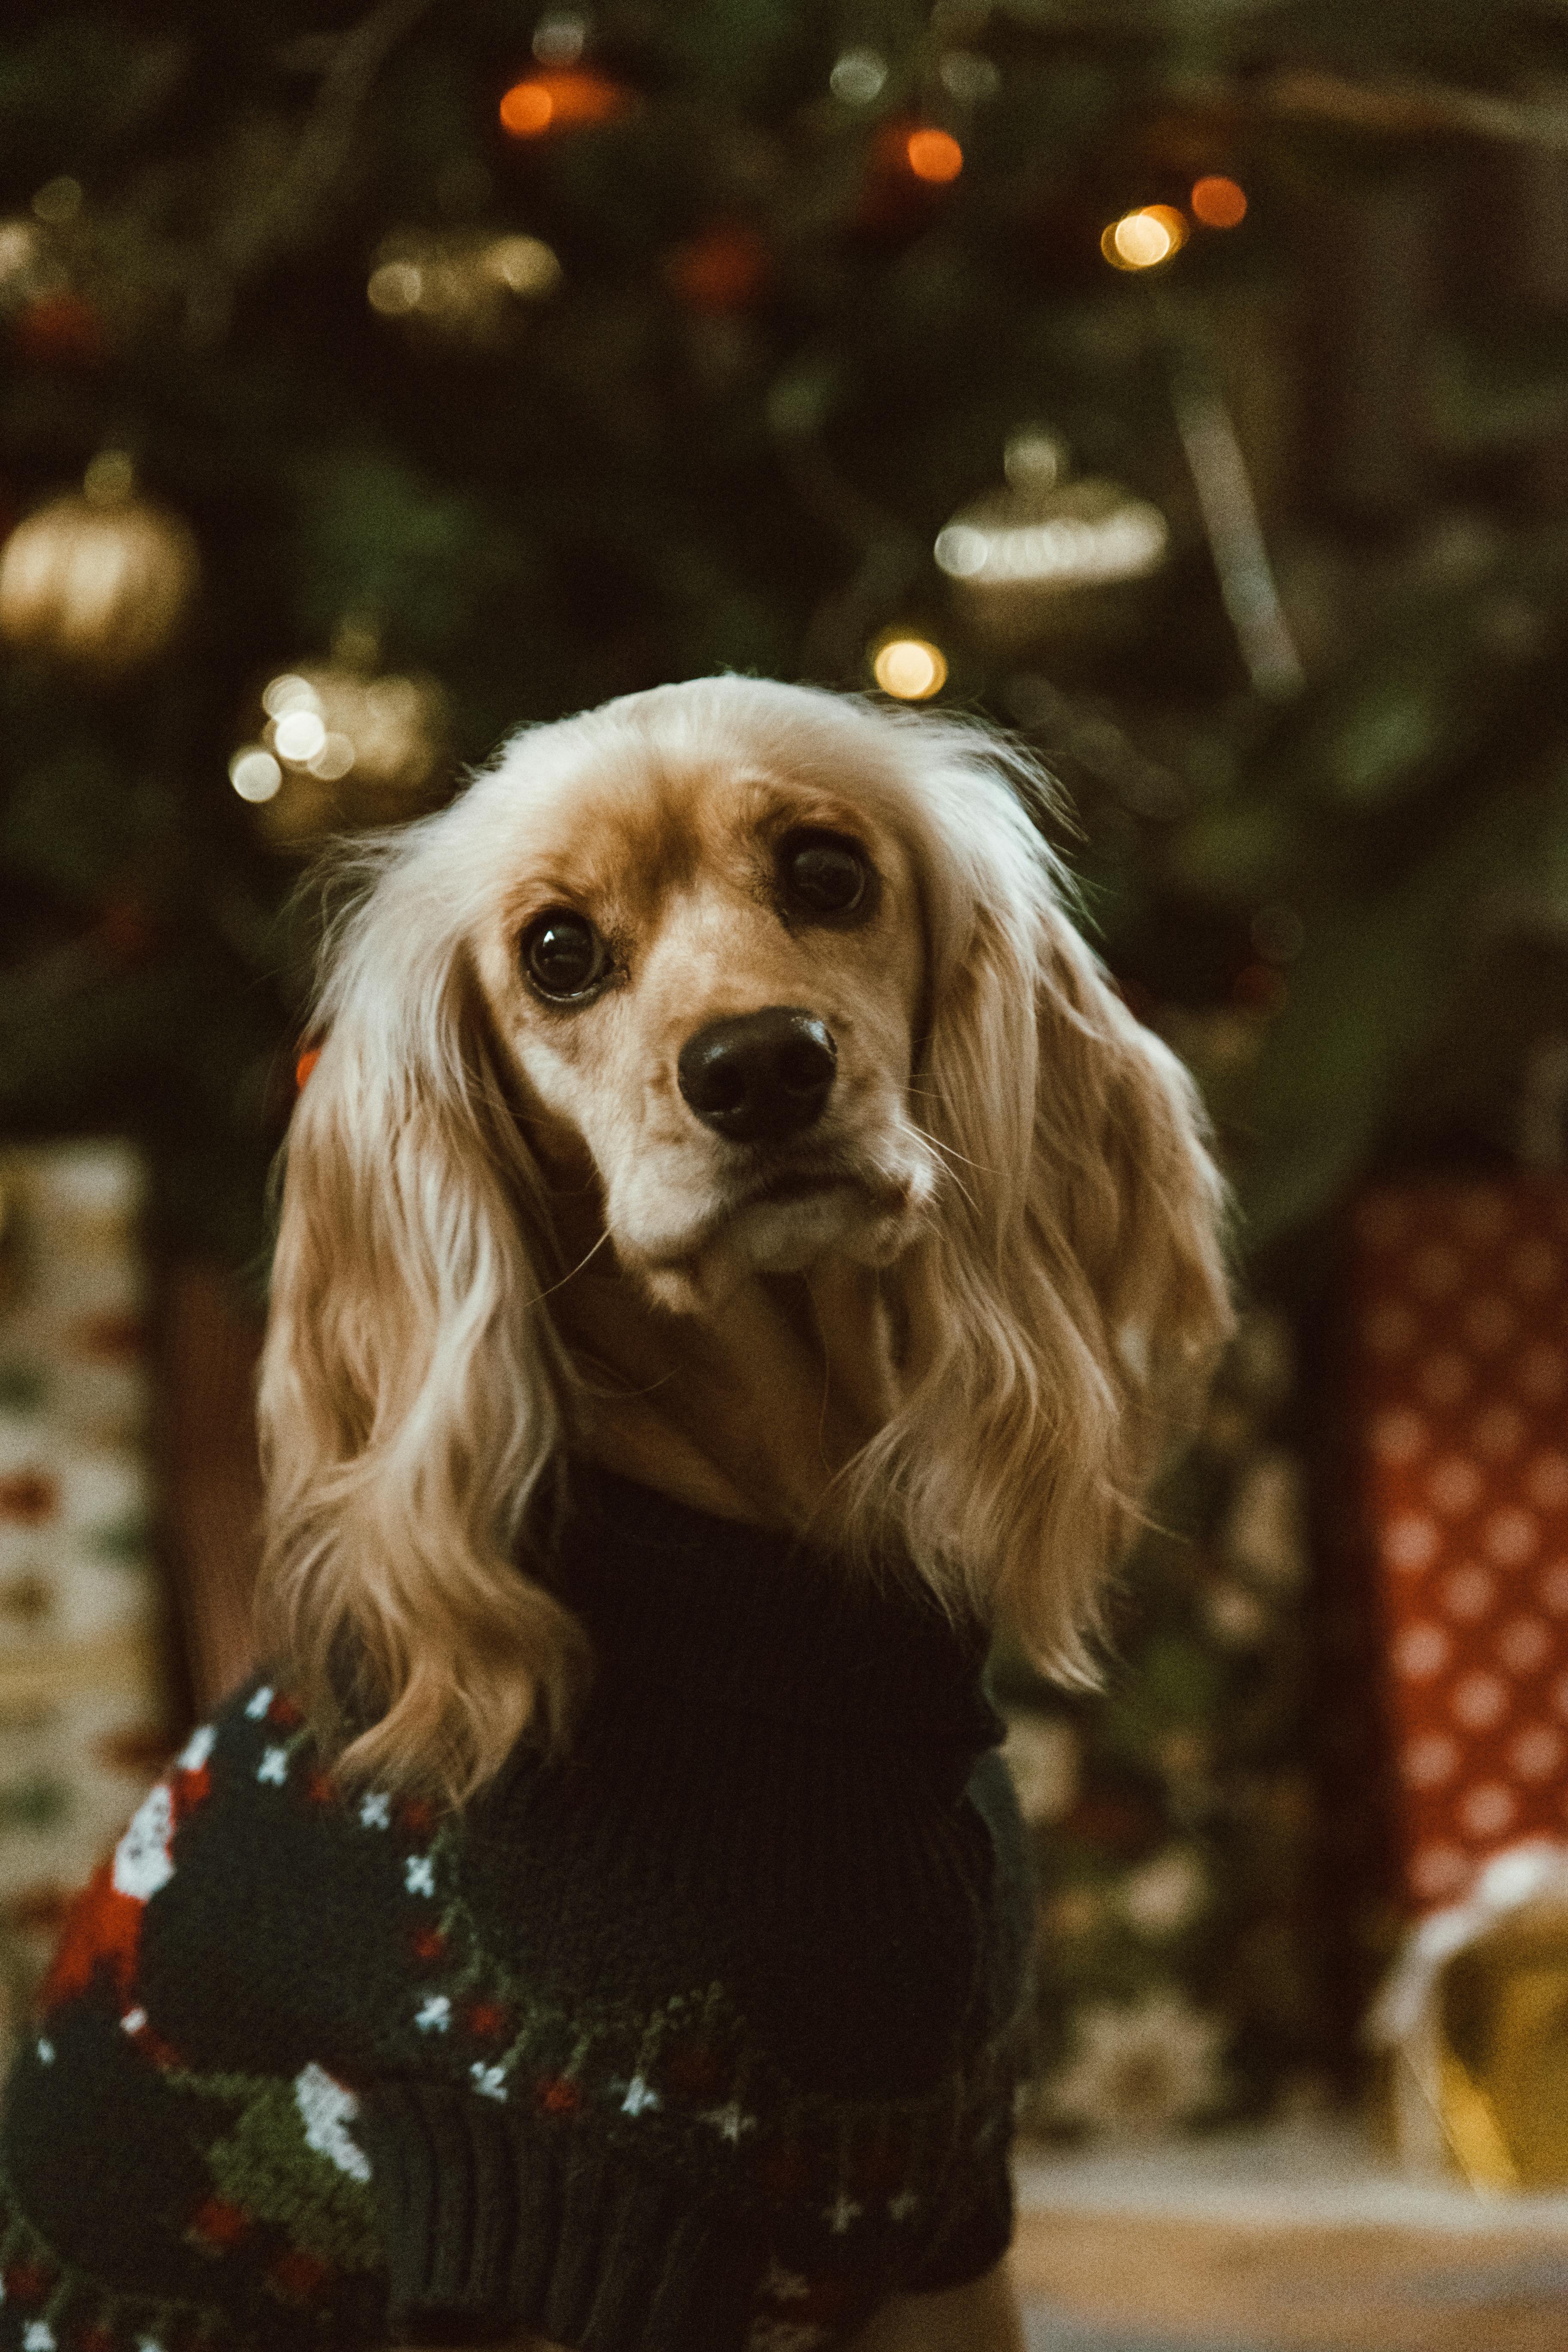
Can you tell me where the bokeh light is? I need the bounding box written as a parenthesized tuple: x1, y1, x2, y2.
(1101, 205, 1188, 272)
(830, 48, 886, 104)
(229, 747, 282, 804)
(499, 80, 554, 135)
(906, 129, 964, 184)
(1191, 175, 1248, 229)
(498, 71, 628, 138)
(872, 636, 948, 699)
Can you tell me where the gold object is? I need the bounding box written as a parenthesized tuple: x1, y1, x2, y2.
(0, 456, 198, 672)
(934, 430, 1168, 660)
(1370, 1844, 1568, 2189)
(231, 649, 449, 851)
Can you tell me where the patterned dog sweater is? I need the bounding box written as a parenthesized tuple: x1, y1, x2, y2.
(0, 1464, 1032, 2352)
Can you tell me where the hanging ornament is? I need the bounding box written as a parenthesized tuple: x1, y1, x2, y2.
(934, 429, 1169, 661)
(228, 640, 449, 852)
(366, 228, 562, 350)
(0, 451, 199, 672)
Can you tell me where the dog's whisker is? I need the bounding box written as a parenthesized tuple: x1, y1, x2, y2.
(906, 1122, 982, 1212)
(527, 1221, 615, 1305)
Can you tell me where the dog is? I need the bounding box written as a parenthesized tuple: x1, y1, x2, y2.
(2, 678, 1229, 2352)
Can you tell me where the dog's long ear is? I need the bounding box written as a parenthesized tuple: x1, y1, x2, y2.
(855, 736, 1232, 1677)
(256, 839, 587, 1806)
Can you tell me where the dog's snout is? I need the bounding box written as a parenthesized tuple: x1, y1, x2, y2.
(677, 1007, 837, 1142)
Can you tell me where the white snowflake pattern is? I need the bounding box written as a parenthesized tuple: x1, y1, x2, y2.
(887, 2189, 919, 2223)
(294, 2062, 371, 2182)
(619, 2074, 662, 2117)
(245, 1685, 274, 1719)
(359, 1792, 391, 1830)
(121, 2006, 148, 2035)
(177, 1723, 217, 1773)
(470, 2062, 508, 2101)
(700, 2099, 757, 2144)
(404, 1853, 436, 1897)
(257, 1746, 289, 1786)
(111, 1783, 175, 1902)
(825, 2190, 862, 2234)
(415, 1995, 450, 2034)
(35, 2039, 52, 2065)
(24, 2322, 55, 2351)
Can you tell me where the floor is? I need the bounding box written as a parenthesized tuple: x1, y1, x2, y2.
(1011, 2116, 1568, 2352)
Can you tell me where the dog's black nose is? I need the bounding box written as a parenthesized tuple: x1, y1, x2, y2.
(677, 1007, 837, 1142)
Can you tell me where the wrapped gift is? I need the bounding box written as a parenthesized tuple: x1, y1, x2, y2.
(0, 1142, 172, 1991)
(1350, 1180, 1568, 1914)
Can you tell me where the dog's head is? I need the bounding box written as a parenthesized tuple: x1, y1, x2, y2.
(259, 678, 1232, 1801)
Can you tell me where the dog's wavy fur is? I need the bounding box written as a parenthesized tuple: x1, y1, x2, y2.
(257, 677, 1231, 1807)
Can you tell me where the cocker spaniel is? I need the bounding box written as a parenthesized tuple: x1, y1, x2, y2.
(6, 677, 1229, 2352)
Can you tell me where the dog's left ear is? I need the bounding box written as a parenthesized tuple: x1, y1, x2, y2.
(851, 744, 1232, 1678)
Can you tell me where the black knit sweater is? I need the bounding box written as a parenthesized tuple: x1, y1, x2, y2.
(0, 1465, 1032, 2352)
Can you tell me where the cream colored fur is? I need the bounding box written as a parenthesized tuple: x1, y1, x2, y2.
(256, 674, 1232, 2351)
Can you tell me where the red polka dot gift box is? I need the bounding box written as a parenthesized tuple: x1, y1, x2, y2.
(1351, 1181, 1568, 1914)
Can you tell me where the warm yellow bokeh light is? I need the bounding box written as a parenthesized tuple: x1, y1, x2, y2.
(873, 637, 947, 699)
(1101, 205, 1188, 272)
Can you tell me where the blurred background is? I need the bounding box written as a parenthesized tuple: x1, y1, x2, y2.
(3, 5, 1568, 2331)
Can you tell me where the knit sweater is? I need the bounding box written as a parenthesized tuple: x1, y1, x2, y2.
(0, 1464, 1032, 2352)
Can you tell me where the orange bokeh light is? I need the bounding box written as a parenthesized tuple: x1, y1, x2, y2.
(1191, 175, 1247, 229)
(295, 1047, 321, 1090)
(906, 128, 963, 184)
(499, 71, 630, 139)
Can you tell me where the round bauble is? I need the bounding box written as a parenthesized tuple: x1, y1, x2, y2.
(935, 429, 1169, 662)
(0, 457, 198, 671)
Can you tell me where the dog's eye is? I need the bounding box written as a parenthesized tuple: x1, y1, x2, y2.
(780, 830, 868, 916)
(521, 910, 609, 1000)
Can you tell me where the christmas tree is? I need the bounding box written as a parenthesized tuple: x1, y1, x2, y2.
(6, 0, 1568, 2132)
(3, 0, 1566, 1271)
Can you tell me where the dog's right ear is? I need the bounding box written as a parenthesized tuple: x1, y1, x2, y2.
(256, 837, 589, 1807)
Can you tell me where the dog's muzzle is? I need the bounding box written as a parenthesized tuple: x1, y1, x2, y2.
(677, 1007, 836, 1143)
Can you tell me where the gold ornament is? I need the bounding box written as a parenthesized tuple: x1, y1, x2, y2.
(0, 453, 198, 671)
(934, 429, 1168, 661)
(1370, 1844, 1568, 2188)
(366, 227, 562, 350)
(230, 648, 449, 851)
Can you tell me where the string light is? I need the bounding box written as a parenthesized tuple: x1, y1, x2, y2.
(830, 48, 886, 104)
(872, 636, 948, 699)
(906, 129, 963, 184)
(498, 70, 628, 138)
(229, 747, 282, 803)
(532, 11, 587, 65)
(1191, 175, 1247, 229)
(1100, 205, 1188, 272)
